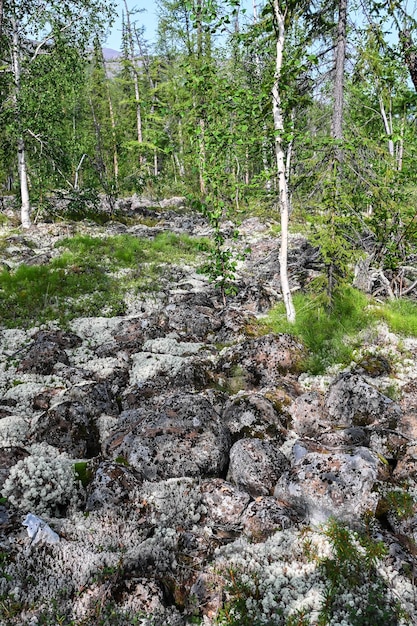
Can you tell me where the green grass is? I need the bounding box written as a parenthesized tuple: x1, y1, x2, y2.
(373, 298, 417, 336)
(0, 232, 203, 328)
(261, 286, 373, 374)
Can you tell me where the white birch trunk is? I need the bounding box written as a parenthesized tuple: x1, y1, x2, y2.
(198, 117, 206, 195)
(273, 0, 295, 323)
(12, 17, 31, 228)
(379, 94, 394, 157)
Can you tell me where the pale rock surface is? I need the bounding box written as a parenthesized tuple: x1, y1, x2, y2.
(325, 371, 401, 428)
(104, 392, 230, 480)
(223, 392, 287, 442)
(227, 438, 289, 498)
(274, 445, 380, 525)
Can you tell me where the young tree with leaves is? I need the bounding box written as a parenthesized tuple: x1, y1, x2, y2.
(2, 0, 115, 227)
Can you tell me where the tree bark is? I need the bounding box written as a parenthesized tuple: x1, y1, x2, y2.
(378, 94, 394, 158)
(400, 29, 417, 92)
(272, 0, 295, 323)
(12, 17, 31, 228)
(107, 89, 119, 184)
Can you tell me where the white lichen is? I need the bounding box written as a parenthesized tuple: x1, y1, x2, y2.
(2, 452, 81, 516)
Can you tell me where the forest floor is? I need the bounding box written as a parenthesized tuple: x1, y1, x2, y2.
(0, 196, 417, 625)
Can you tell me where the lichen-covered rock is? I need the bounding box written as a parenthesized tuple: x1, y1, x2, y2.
(201, 478, 250, 525)
(104, 392, 230, 480)
(86, 460, 143, 511)
(32, 382, 117, 457)
(0, 445, 29, 485)
(94, 318, 146, 357)
(218, 334, 305, 391)
(211, 307, 259, 344)
(227, 438, 289, 498)
(148, 298, 220, 341)
(393, 444, 417, 481)
(18, 330, 82, 375)
(242, 496, 299, 540)
(223, 392, 287, 443)
(352, 353, 392, 377)
(190, 571, 224, 621)
(274, 445, 380, 525)
(288, 391, 327, 438)
(123, 358, 213, 406)
(325, 372, 401, 428)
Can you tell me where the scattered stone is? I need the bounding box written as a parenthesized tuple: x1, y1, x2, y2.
(325, 372, 401, 428)
(201, 478, 251, 525)
(86, 460, 143, 511)
(218, 334, 305, 391)
(242, 496, 299, 541)
(227, 438, 289, 498)
(274, 446, 380, 525)
(32, 382, 117, 457)
(223, 392, 287, 443)
(104, 392, 230, 480)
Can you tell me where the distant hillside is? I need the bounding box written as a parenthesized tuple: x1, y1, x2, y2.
(102, 47, 121, 61)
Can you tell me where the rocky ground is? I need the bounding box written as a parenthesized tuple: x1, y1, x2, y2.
(0, 196, 417, 625)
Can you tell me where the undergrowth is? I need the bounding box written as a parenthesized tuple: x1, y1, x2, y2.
(260, 286, 372, 374)
(215, 519, 408, 626)
(374, 298, 417, 336)
(0, 232, 202, 328)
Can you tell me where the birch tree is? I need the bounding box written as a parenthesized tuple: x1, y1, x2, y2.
(2, 0, 115, 227)
(271, 0, 295, 323)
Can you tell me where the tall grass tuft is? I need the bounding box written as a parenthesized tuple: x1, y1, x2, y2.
(261, 286, 372, 374)
(374, 298, 417, 337)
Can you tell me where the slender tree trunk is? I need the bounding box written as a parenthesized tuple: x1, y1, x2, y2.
(198, 117, 206, 195)
(397, 110, 405, 172)
(12, 17, 31, 228)
(379, 94, 394, 157)
(123, 0, 143, 164)
(272, 0, 295, 323)
(107, 88, 119, 184)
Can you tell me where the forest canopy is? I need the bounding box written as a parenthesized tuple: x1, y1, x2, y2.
(1, 0, 417, 312)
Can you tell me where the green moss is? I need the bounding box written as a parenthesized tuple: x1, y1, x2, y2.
(115, 456, 130, 467)
(74, 461, 93, 488)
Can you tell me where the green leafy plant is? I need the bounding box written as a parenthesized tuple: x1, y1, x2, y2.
(191, 197, 247, 305)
